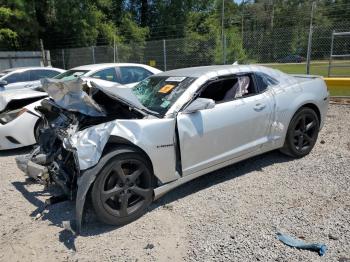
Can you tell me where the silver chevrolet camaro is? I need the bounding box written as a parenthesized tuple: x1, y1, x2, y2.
(17, 65, 329, 233)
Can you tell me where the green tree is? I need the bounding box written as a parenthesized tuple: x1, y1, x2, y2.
(0, 0, 39, 50)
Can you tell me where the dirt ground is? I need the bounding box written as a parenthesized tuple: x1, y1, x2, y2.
(0, 104, 349, 262)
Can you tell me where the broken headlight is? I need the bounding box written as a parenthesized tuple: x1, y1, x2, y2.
(0, 108, 27, 125)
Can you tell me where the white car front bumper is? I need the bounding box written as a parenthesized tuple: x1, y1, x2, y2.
(0, 111, 38, 150)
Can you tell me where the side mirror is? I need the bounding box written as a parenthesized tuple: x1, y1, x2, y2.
(183, 98, 215, 114)
(0, 80, 7, 86)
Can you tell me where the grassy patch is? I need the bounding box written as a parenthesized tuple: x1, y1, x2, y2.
(261, 61, 350, 96)
(263, 61, 350, 77)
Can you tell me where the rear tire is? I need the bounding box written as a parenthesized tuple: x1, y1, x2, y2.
(91, 149, 154, 226)
(280, 107, 320, 158)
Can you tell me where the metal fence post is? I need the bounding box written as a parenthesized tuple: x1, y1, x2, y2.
(223, 35, 227, 64)
(163, 39, 167, 71)
(46, 50, 51, 66)
(221, 0, 225, 64)
(61, 49, 65, 69)
(306, 1, 316, 74)
(40, 39, 46, 66)
(114, 38, 119, 63)
(92, 46, 96, 64)
(113, 36, 116, 63)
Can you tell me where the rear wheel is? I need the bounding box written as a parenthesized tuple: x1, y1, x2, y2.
(280, 107, 319, 158)
(91, 150, 154, 226)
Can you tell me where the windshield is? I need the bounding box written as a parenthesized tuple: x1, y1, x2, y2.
(132, 76, 196, 115)
(0, 70, 12, 78)
(54, 70, 89, 80)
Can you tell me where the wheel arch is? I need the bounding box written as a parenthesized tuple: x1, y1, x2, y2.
(299, 102, 321, 123)
(103, 135, 155, 175)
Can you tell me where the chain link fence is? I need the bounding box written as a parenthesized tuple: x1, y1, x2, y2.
(50, 24, 350, 76)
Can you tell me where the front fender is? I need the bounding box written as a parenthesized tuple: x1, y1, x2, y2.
(68, 118, 179, 184)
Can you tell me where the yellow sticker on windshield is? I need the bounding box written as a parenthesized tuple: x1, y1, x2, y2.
(158, 84, 175, 94)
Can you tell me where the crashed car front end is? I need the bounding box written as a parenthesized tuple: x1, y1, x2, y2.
(16, 78, 150, 232)
(15, 75, 197, 233)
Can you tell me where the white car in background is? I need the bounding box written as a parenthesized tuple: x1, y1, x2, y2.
(0, 67, 65, 90)
(0, 63, 162, 150)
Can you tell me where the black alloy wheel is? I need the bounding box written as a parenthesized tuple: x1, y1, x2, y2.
(92, 150, 154, 226)
(281, 107, 320, 158)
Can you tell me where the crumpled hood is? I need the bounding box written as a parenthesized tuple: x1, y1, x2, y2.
(41, 77, 150, 117)
(0, 88, 47, 112)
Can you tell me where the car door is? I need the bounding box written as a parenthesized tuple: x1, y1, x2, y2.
(176, 74, 274, 176)
(2, 70, 30, 90)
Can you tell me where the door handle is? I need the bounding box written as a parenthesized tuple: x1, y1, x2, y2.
(253, 103, 266, 111)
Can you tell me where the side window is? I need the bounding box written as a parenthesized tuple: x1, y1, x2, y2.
(198, 74, 257, 103)
(254, 73, 279, 92)
(118, 66, 153, 85)
(29, 70, 60, 81)
(3, 71, 30, 84)
(91, 68, 118, 82)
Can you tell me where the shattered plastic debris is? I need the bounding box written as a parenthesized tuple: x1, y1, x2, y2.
(276, 232, 327, 256)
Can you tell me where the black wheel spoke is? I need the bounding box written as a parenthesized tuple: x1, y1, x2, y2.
(119, 193, 129, 216)
(130, 186, 152, 199)
(128, 167, 144, 183)
(294, 130, 302, 136)
(101, 186, 123, 202)
(114, 163, 126, 183)
(297, 136, 304, 149)
(304, 134, 313, 143)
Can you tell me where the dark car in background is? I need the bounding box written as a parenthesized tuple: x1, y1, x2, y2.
(277, 55, 306, 63)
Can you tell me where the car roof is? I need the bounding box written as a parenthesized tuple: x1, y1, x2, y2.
(71, 63, 153, 71)
(1, 67, 64, 73)
(155, 64, 268, 78)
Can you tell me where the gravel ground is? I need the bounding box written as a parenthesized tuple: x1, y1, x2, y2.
(0, 103, 349, 262)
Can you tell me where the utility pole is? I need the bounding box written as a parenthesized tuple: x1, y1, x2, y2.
(306, 1, 316, 75)
(221, 0, 225, 64)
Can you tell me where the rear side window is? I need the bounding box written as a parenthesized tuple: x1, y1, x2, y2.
(3, 71, 30, 84)
(91, 68, 118, 82)
(254, 72, 279, 92)
(199, 74, 257, 103)
(29, 69, 61, 81)
(118, 66, 153, 85)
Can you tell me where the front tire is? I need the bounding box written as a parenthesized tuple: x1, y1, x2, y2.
(280, 107, 320, 158)
(91, 150, 154, 226)
(34, 119, 44, 143)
